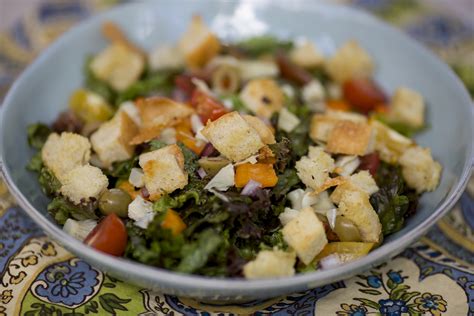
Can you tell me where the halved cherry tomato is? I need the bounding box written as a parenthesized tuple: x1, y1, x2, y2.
(359, 152, 381, 176)
(326, 99, 351, 112)
(343, 78, 386, 114)
(190, 89, 228, 124)
(84, 213, 127, 256)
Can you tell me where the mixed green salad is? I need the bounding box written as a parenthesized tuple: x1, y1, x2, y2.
(26, 16, 441, 278)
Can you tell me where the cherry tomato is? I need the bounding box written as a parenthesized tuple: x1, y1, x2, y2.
(190, 89, 228, 123)
(343, 78, 386, 114)
(84, 213, 127, 256)
(359, 152, 381, 176)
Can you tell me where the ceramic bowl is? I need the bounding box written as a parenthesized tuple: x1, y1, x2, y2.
(1, 0, 473, 301)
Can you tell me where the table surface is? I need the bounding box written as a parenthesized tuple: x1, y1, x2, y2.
(0, 0, 473, 315)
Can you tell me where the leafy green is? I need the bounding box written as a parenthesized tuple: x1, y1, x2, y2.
(269, 137, 291, 172)
(370, 162, 419, 235)
(47, 196, 98, 225)
(27, 123, 51, 149)
(235, 35, 293, 57)
(38, 168, 61, 196)
(148, 140, 167, 151)
(373, 115, 426, 137)
(275, 104, 312, 158)
(220, 94, 249, 113)
(272, 169, 300, 200)
(177, 229, 222, 273)
(106, 156, 139, 180)
(26, 153, 43, 172)
(84, 57, 116, 104)
(177, 142, 199, 176)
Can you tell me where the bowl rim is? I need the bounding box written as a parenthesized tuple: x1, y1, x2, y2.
(1, 0, 473, 297)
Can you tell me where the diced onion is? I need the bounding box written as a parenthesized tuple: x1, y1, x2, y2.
(129, 168, 145, 188)
(241, 179, 262, 196)
(197, 167, 207, 179)
(319, 254, 343, 269)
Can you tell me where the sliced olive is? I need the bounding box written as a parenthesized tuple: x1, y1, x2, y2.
(333, 216, 362, 242)
(198, 156, 231, 177)
(99, 188, 132, 218)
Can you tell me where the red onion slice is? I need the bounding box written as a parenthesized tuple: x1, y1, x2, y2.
(197, 167, 207, 179)
(200, 143, 218, 157)
(241, 180, 262, 196)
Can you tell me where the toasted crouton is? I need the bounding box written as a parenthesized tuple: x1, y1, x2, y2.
(282, 207, 328, 264)
(388, 87, 425, 128)
(139, 144, 187, 200)
(289, 41, 324, 68)
(295, 147, 335, 190)
(242, 114, 276, 144)
(326, 109, 367, 123)
(60, 164, 108, 204)
(240, 79, 285, 119)
(326, 121, 374, 156)
(325, 40, 374, 83)
(338, 190, 381, 243)
(310, 110, 367, 143)
(399, 146, 442, 193)
(148, 44, 184, 71)
(243, 249, 296, 279)
(331, 170, 379, 204)
(178, 15, 220, 68)
(132, 97, 195, 144)
(41, 133, 91, 182)
(90, 43, 144, 91)
(201, 112, 265, 162)
(370, 120, 413, 163)
(91, 112, 138, 168)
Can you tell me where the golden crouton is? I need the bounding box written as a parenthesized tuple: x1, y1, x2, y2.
(295, 147, 335, 190)
(282, 207, 328, 265)
(139, 144, 187, 201)
(243, 249, 296, 279)
(310, 114, 337, 142)
(289, 41, 324, 68)
(178, 15, 221, 68)
(338, 190, 381, 243)
(331, 170, 379, 204)
(388, 87, 425, 128)
(201, 112, 265, 162)
(399, 146, 442, 193)
(239, 79, 285, 119)
(242, 114, 276, 144)
(41, 133, 91, 182)
(90, 112, 139, 168)
(90, 43, 145, 91)
(326, 121, 374, 156)
(370, 120, 413, 163)
(60, 165, 108, 204)
(325, 40, 374, 83)
(132, 97, 195, 144)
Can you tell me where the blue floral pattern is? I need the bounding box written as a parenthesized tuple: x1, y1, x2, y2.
(31, 258, 102, 307)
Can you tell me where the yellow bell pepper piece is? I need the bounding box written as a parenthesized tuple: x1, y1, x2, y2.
(235, 163, 278, 188)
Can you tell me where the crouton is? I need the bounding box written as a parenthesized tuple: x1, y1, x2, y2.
(139, 144, 188, 200)
(282, 207, 328, 265)
(243, 249, 296, 279)
(90, 43, 145, 91)
(325, 40, 374, 83)
(326, 109, 367, 123)
(240, 79, 285, 119)
(242, 114, 276, 144)
(41, 133, 91, 182)
(239, 60, 279, 81)
(399, 146, 442, 193)
(326, 121, 374, 156)
(388, 87, 425, 128)
(118, 101, 141, 127)
(91, 112, 139, 168)
(132, 97, 195, 144)
(295, 147, 335, 190)
(310, 110, 367, 143)
(60, 165, 108, 204)
(331, 170, 379, 204)
(370, 120, 413, 163)
(338, 190, 381, 243)
(289, 41, 324, 68)
(201, 112, 265, 162)
(148, 44, 184, 71)
(178, 15, 220, 68)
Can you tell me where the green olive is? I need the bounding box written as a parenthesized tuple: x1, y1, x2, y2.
(99, 188, 132, 218)
(198, 157, 230, 177)
(334, 216, 362, 242)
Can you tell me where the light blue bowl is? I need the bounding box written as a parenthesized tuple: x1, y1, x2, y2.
(1, 0, 473, 301)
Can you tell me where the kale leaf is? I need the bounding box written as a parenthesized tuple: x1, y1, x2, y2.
(235, 35, 293, 57)
(269, 137, 291, 172)
(27, 123, 51, 149)
(84, 57, 116, 104)
(26, 153, 43, 172)
(38, 167, 61, 196)
(106, 156, 139, 180)
(47, 196, 98, 225)
(177, 229, 222, 273)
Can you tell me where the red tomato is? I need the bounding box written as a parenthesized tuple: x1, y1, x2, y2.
(359, 152, 381, 176)
(343, 78, 386, 114)
(190, 90, 229, 123)
(84, 213, 128, 256)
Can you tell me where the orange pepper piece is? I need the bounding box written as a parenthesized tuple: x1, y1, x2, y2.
(116, 180, 139, 200)
(175, 119, 206, 155)
(161, 209, 187, 235)
(235, 163, 278, 188)
(326, 99, 351, 112)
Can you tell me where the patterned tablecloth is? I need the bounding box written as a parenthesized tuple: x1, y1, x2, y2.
(0, 0, 473, 315)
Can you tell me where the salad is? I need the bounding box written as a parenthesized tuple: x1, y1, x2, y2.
(26, 16, 442, 279)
